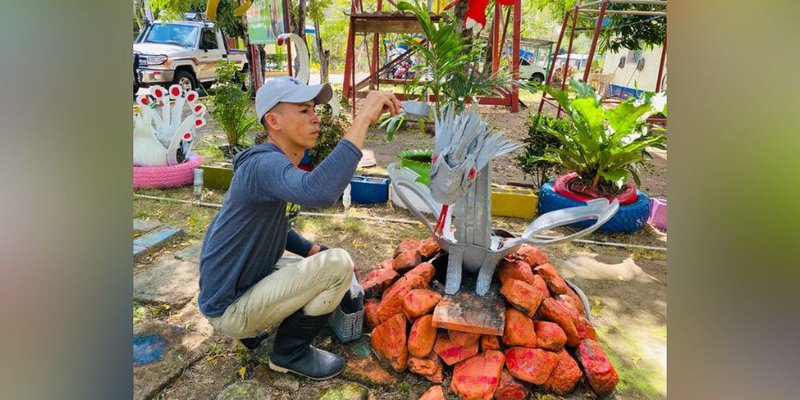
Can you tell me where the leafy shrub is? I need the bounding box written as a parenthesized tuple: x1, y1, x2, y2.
(206, 60, 258, 157)
(516, 114, 572, 189)
(309, 103, 349, 165)
(536, 79, 667, 193)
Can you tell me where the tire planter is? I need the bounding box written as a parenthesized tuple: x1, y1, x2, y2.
(553, 172, 638, 205)
(538, 182, 651, 233)
(133, 153, 203, 189)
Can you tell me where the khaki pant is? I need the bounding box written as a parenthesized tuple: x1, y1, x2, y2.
(207, 248, 354, 339)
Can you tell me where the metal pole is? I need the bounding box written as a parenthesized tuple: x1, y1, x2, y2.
(582, 0, 608, 82)
(557, 6, 580, 118)
(511, 0, 520, 112)
(538, 11, 569, 115)
(583, 9, 666, 16)
(492, 1, 501, 74)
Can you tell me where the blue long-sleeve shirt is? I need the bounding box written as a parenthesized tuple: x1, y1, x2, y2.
(198, 140, 362, 317)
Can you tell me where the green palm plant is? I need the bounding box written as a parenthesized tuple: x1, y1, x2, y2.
(206, 60, 259, 157)
(534, 79, 666, 192)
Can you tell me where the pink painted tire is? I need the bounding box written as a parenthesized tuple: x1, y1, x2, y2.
(133, 154, 203, 189)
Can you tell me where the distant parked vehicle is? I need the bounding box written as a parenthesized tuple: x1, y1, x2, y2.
(133, 14, 249, 93)
(519, 58, 547, 84)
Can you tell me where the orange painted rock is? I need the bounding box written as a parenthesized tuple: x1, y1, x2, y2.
(376, 275, 427, 324)
(364, 298, 381, 329)
(504, 347, 559, 385)
(533, 263, 568, 295)
(360, 266, 399, 299)
(448, 330, 481, 347)
(379, 257, 394, 270)
(542, 349, 583, 395)
(402, 289, 442, 319)
(394, 238, 421, 257)
(502, 308, 537, 348)
(576, 339, 619, 396)
(408, 351, 444, 383)
(500, 279, 545, 317)
(408, 315, 437, 358)
(419, 385, 445, 400)
(515, 245, 548, 266)
(434, 332, 479, 366)
(538, 298, 580, 347)
(497, 259, 535, 286)
(371, 313, 408, 372)
(561, 287, 586, 315)
(449, 350, 505, 400)
(418, 237, 442, 259)
(531, 275, 550, 298)
(404, 261, 435, 283)
(534, 320, 567, 352)
(493, 368, 530, 400)
(393, 249, 422, 272)
(480, 335, 501, 351)
(575, 315, 598, 341)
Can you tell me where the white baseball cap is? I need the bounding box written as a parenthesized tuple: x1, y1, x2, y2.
(255, 76, 333, 122)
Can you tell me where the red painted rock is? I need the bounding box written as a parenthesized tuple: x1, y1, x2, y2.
(394, 238, 421, 257)
(371, 313, 408, 372)
(493, 368, 530, 400)
(408, 315, 437, 358)
(538, 298, 580, 347)
(418, 237, 442, 259)
(393, 249, 422, 272)
(419, 385, 445, 400)
(575, 315, 598, 341)
(448, 330, 481, 346)
(500, 279, 545, 317)
(449, 350, 505, 400)
(533, 263, 568, 295)
(497, 259, 535, 285)
(534, 320, 567, 352)
(434, 332, 479, 365)
(515, 245, 548, 266)
(408, 352, 444, 383)
(542, 349, 583, 395)
(504, 347, 559, 385)
(576, 339, 619, 396)
(360, 267, 399, 299)
(404, 261, 435, 283)
(364, 298, 381, 329)
(402, 289, 442, 319)
(376, 275, 427, 323)
(480, 335, 501, 351)
(531, 275, 550, 298)
(502, 308, 537, 348)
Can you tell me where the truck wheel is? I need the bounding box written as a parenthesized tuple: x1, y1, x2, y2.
(530, 73, 544, 85)
(173, 70, 196, 92)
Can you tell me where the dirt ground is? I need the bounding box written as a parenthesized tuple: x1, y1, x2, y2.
(134, 99, 667, 399)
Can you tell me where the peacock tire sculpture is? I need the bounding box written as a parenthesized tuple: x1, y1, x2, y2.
(133, 153, 203, 189)
(538, 182, 651, 233)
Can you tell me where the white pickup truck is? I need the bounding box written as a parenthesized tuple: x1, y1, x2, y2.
(134, 16, 248, 94)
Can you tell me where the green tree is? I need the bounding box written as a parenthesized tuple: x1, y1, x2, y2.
(146, 0, 246, 39)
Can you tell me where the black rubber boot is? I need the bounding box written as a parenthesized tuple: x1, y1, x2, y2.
(268, 310, 345, 380)
(239, 331, 269, 350)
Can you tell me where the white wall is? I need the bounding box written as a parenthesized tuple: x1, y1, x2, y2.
(601, 45, 666, 92)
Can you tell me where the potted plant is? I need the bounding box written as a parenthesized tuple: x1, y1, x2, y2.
(199, 60, 259, 190)
(533, 78, 666, 232)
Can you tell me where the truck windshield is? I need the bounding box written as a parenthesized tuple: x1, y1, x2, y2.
(144, 24, 199, 48)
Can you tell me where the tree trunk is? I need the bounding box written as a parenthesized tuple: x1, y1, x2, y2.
(452, 2, 473, 44)
(313, 20, 330, 84)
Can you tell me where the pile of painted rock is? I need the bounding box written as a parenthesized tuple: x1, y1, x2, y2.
(360, 237, 619, 400)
